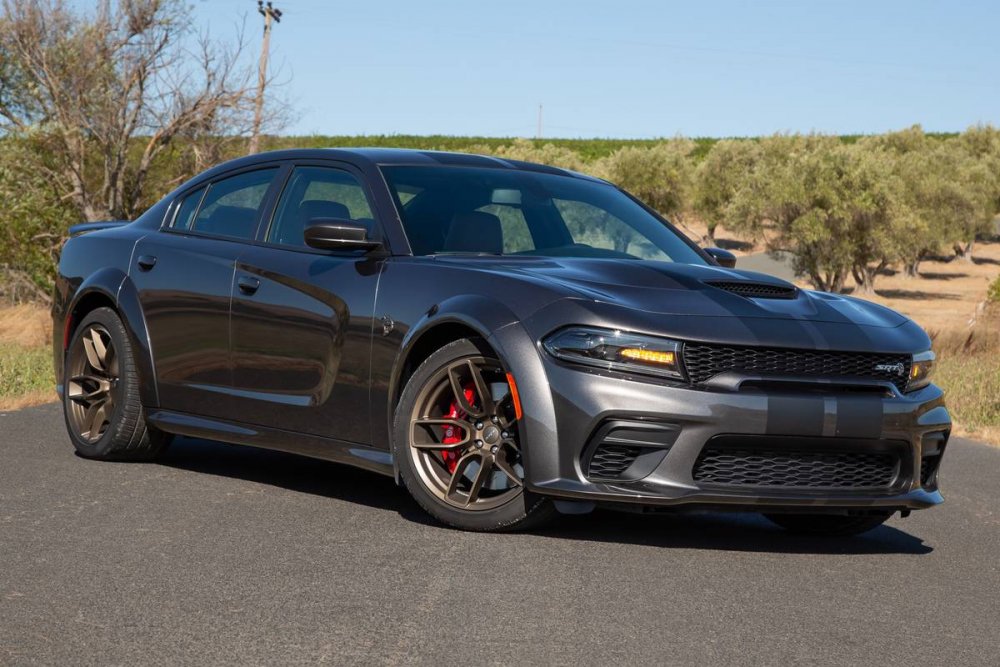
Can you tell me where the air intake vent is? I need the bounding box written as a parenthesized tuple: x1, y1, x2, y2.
(706, 281, 797, 299)
(588, 445, 643, 479)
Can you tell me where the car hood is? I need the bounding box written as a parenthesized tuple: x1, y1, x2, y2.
(437, 256, 907, 328)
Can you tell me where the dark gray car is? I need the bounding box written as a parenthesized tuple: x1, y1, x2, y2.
(52, 148, 949, 534)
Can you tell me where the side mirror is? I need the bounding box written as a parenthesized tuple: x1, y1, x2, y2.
(704, 247, 737, 268)
(304, 218, 380, 252)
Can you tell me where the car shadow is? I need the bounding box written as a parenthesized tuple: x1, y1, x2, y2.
(539, 509, 933, 556)
(874, 288, 961, 300)
(157, 437, 933, 556)
(157, 437, 437, 526)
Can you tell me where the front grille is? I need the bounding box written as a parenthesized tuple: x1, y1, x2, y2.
(682, 343, 912, 392)
(706, 281, 797, 299)
(693, 445, 901, 489)
(587, 445, 642, 479)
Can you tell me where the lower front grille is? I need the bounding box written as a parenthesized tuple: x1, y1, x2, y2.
(588, 445, 642, 479)
(693, 437, 906, 491)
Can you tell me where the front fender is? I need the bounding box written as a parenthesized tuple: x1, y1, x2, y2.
(386, 294, 557, 485)
(388, 294, 521, 411)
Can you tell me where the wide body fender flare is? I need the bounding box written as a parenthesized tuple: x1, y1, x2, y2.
(386, 295, 557, 484)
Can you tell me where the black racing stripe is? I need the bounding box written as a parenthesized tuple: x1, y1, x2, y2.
(834, 396, 884, 439)
(766, 396, 824, 436)
(739, 315, 811, 348)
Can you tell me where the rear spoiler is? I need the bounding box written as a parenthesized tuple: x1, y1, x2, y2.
(68, 220, 129, 237)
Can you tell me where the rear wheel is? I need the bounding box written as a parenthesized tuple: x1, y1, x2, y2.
(393, 338, 556, 531)
(763, 512, 892, 536)
(63, 307, 171, 461)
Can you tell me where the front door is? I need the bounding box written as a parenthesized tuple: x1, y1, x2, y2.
(226, 164, 384, 444)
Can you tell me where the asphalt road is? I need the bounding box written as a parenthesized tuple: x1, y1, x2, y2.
(2, 402, 999, 666)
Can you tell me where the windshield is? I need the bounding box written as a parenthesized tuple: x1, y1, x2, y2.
(381, 165, 706, 264)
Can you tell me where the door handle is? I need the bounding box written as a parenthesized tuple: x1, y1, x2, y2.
(237, 276, 261, 295)
(136, 255, 157, 271)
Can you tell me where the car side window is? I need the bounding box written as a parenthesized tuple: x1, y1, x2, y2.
(172, 186, 206, 230)
(267, 166, 376, 248)
(179, 168, 278, 240)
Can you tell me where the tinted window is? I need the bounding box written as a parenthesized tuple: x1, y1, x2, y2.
(186, 168, 278, 240)
(476, 203, 534, 253)
(381, 165, 705, 263)
(173, 186, 206, 230)
(267, 167, 375, 247)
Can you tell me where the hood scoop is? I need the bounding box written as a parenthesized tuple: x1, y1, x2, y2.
(705, 280, 797, 300)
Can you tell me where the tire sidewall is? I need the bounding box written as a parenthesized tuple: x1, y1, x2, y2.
(63, 307, 138, 458)
(392, 338, 552, 531)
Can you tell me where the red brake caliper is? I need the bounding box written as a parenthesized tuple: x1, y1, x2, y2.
(441, 384, 476, 474)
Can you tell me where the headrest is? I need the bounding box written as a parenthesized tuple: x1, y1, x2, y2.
(299, 199, 351, 222)
(444, 211, 503, 254)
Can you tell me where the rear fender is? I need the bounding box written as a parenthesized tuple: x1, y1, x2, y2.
(62, 268, 158, 408)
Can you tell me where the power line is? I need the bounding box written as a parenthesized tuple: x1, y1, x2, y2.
(248, 1, 282, 155)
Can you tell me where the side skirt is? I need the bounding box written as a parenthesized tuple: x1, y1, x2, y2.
(146, 409, 395, 477)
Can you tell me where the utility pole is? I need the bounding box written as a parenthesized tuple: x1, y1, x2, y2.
(536, 104, 543, 140)
(249, 0, 282, 155)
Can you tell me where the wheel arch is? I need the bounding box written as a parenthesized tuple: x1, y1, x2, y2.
(62, 269, 159, 407)
(386, 295, 556, 486)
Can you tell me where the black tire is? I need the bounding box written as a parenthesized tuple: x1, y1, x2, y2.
(393, 338, 557, 532)
(62, 307, 171, 461)
(763, 512, 892, 536)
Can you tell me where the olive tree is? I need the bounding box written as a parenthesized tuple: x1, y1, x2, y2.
(693, 138, 760, 245)
(466, 138, 587, 172)
(727, 135, 910, 295)
(594, 139, 696, 224)
(950, 125, 1000, 261)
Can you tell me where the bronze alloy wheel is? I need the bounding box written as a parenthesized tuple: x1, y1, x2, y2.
(408, 356, 524, 511)
(66, 323, 120, 443)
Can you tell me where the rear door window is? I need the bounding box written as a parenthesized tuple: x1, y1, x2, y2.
(178, 168, 278, 240)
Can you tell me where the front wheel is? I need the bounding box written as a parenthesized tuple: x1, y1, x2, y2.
(763, 512, 892, 536)
(393, 338, 556, 532)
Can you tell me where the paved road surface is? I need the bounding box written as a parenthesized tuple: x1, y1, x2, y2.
(2, 402, 998, 665)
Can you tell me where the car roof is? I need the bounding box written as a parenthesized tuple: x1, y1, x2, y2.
(196, 147, 606, 184)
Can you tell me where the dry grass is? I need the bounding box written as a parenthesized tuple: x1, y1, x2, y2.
(929, 306, 1000, 443)
(0, 304, 51, 348)
(0, 305, 54, 412)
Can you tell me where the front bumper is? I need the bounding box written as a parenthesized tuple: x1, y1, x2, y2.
(520, 356, 950, 513)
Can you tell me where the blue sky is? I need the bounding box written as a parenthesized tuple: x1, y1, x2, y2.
(195, 0, 999, 138)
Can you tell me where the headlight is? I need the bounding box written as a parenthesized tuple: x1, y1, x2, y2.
(907, 350, 935, 391)
(542, 327, 684, 380)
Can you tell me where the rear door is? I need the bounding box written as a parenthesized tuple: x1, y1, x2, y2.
(131, 165, 283, 418)
(224, 162, 386, 443)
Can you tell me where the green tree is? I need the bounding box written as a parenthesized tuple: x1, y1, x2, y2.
(594, 139, 696, 223)
(727, 135, 910, 295)
(693, 139, 760, 245)
(465, 138, 587, 172)
(0, 136, 75, 297)
(952, 125, 1000, 261)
